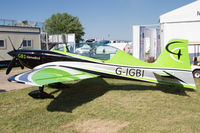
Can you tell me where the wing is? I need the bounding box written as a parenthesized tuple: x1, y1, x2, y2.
(8, 66, 98, 86)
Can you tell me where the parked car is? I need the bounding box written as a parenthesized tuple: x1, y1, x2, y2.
(191, 65, 200, 78)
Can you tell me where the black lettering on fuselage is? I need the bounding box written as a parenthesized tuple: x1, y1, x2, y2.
(115, 67, 122, 75)
(115, 67, 144, 77)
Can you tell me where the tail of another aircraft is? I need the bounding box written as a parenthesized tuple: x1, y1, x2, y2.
(154, 39, 191, 70)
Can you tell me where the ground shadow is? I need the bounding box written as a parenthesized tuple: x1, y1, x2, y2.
(46, 77, 193, 112)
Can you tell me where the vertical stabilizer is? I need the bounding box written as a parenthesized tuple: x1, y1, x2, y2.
(154, 39, 191, 70)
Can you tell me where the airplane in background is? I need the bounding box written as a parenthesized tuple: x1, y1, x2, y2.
(7, 38, 196, 99)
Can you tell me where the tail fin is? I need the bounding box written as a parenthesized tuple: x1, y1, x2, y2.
(154, 39, 191, 70)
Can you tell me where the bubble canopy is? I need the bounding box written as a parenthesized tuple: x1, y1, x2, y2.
(53, 42, 118, 61)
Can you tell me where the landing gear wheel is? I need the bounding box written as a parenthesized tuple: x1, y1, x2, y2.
(193, 70, 200, 78)
(28, 86, 54, 99)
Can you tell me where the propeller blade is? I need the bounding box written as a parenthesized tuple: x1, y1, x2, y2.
(18, 38, 24, 50)
(6, 57, 16, 75)
(8, 36, 16, 51)
(18, 59, 24, 69)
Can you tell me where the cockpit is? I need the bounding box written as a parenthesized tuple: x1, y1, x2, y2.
(52, 42, 118, 60)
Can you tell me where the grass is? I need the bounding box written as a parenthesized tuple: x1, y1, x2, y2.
(1, 78, 200, 133)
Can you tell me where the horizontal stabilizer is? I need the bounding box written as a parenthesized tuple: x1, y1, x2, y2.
(153, 71, 170, 77)
(154, 70, 187, 84)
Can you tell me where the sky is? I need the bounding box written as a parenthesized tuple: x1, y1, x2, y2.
(0, 0, 196, 41)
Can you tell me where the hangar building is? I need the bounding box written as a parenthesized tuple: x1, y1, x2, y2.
(160, 0, 200, 47)
(0, 19, 41, 66)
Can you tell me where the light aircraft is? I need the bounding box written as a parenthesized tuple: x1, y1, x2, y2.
(7, 39, 196, 99)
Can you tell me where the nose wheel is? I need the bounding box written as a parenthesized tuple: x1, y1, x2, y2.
(28, 86, 54, 99)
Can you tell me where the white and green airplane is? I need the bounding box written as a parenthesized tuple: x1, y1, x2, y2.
(8, 39, 196, 98)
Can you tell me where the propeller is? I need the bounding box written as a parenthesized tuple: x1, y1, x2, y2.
(6, 57, 16, 75)
(8, 36, 16, 52)
(18, 59, 24, 69)
(6, 37, 24, 75)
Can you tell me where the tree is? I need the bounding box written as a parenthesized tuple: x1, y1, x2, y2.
(45, 12, 85, 43)
(22, 20, 28, 25)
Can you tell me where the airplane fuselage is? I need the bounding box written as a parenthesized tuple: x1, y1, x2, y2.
(8, 49, 93, 69)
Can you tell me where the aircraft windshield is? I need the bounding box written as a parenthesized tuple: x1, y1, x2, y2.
(68, 42, 118, 60)
(53, 46, 65, 51)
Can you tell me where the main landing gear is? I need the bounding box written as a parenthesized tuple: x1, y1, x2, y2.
(28, 86, 54, 99)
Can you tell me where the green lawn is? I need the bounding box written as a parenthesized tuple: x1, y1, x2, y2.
(1, 78, 200, 133)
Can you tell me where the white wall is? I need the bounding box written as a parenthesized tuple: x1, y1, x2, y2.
(132, 26, 141, 59)
(161, 22, 200, 46)
(160, 0, 200, 23)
